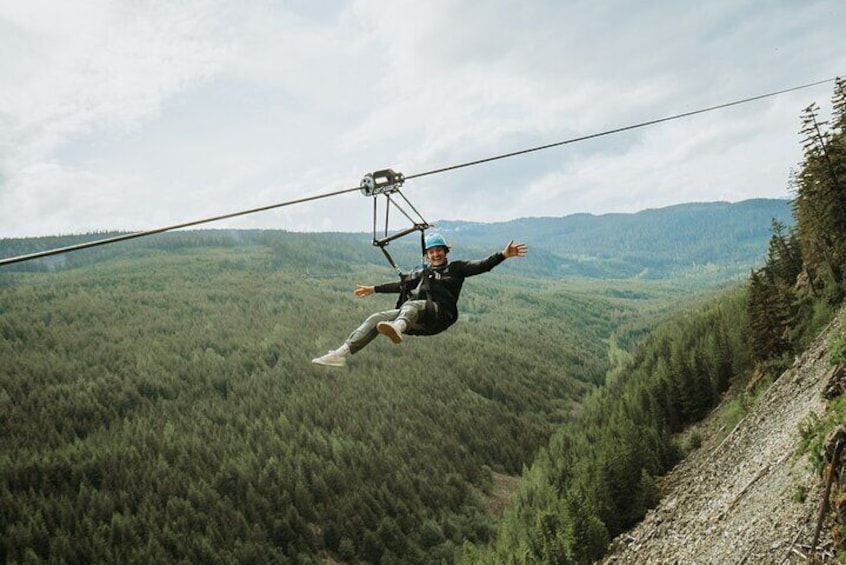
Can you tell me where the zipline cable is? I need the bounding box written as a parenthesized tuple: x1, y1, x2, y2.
(0, 75, 838, 268)
(405, 76, 837, 180)
(0, 184, 362, 267)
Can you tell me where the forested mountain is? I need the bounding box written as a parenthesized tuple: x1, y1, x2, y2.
(2, 198, 790, 284)
(0, 211, 787, 564)
(437, 198, 792, 280)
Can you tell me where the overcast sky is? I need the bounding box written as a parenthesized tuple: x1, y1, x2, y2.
(1, 0, 845, 238)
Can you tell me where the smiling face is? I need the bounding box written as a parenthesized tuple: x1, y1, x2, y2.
(426, 245, 448, 267)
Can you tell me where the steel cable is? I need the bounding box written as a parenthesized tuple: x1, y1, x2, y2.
(0, 76, 838, 267)
(0, 184, 361, 266)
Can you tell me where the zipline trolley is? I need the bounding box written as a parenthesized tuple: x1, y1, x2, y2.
(360, 168, 431, 276)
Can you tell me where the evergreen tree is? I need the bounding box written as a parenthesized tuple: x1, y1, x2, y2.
(766, 220, 803, 289)
(793, 101, 846, 287)
(747, 268, 789, 362)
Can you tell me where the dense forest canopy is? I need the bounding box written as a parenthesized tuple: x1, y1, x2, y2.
(0, 238, 697, 564)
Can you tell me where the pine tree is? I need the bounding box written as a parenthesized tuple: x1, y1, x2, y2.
(747, 268, 790, 362)
(766, 220, 803, 289)
(793, 100, 846, 287)
(828, 77, 846, 278)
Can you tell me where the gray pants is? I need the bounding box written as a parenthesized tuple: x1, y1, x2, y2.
(345, 299, 430, 354)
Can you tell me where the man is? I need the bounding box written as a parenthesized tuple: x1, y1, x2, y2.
(311, 233, 527, 367)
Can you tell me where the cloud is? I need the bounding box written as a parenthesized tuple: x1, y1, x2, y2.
(0, 0, 236, 232)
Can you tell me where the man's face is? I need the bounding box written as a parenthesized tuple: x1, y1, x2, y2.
(426, 246, 448, 267)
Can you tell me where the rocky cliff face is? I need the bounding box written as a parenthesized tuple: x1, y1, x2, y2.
(604, 310, 844, 564)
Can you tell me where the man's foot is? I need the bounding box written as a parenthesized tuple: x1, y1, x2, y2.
(377, 321, 404, 344)
(311, 350, 347, 367)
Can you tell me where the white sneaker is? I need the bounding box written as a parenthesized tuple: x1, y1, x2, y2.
(311, 350, 347, 367)
(377, 321, 404, 344)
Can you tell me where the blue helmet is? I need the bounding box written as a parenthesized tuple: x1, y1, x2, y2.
(424, 232, 450, 251)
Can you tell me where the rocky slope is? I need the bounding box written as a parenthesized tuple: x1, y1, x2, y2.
(603, 310, 844, 564)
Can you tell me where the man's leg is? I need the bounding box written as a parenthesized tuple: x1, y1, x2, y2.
(313, 301, 431, 366)
(377, 300, 428, 344)
(313, 308, 401, 367)
(346, 308, 402, 353)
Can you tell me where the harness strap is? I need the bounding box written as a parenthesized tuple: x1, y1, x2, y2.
(378, 245, 403, 278)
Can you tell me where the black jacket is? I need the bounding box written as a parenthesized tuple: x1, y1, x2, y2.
(374, 252, 506, 335)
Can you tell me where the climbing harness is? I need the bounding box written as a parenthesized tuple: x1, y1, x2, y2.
(360, 169, 431, 277)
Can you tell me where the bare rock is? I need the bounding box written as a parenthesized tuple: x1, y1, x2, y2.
(822, 364, 846, 400)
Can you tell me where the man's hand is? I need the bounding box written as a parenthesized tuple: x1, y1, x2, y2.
(354, 284, 375, 298)
(503, 241, 527, 259)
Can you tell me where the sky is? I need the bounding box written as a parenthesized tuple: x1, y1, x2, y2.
(1, 0, 845, 238)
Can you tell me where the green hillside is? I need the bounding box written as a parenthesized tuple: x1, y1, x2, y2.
(0, 237, 695, 564)
(437, 198, 792, 281)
